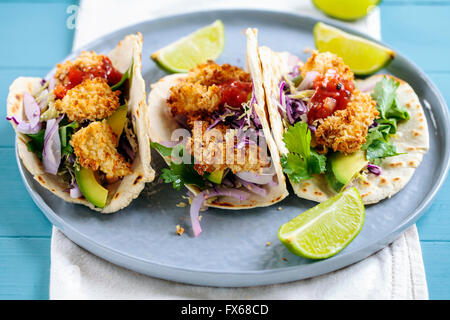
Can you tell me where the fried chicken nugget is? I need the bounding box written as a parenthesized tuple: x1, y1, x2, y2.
(55, 51, 106, 87)
(301, 50, 354, 82)
(315, 90, 379, 154)
(55, 78, 120, 122)
(167, 62, 251, 123)
(71, 120, 132, 181)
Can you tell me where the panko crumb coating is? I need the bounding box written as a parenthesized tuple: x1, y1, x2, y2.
(314, 89, 379, 154)
(55, 78, 120, 122)
(71, 120, 132, 180)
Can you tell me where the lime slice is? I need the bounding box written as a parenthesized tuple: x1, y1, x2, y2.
(313, 0, 380, 21)
(151, 20, 225, 73)
(278, 187, 365, 259)
(314, 22, 395, 76)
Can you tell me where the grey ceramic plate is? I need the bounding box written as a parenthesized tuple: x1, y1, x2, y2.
(17, 9, 449, 287)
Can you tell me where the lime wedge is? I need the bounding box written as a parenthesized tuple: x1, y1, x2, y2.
(151, 20, 225, 73)
(313, 0, 380, 21)
(314, 22, 395, 76)
(278, 187, 365, 259)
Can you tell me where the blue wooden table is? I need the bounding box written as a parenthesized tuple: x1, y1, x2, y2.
(0, 0, 448, 300)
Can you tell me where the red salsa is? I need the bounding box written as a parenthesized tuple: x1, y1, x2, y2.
(307, 69, 354, 124)
(219, 80, 253, 109)
(54, 56, 123, 99)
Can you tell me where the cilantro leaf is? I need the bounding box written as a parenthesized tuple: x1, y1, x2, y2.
(309, 150, 327, 174)
(365, 139, 402, 161)
(27, 129, 46, 160)
(59, 121, 78, 156)
(281, 153, 310, 182)
(111, 58, 134, 91)
(150, 142, 173, 157)
(283, 121, 311, 159)
(364, 76, 410, 164)
(281, 122, 327, 181)
(161, 162, 205, 190)
(372, 76, 399, 120)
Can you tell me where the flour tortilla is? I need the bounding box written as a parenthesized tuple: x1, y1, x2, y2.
(7, 33, 155, 213)
(259, 47, 429, 204)
(147, 29, 288, 209)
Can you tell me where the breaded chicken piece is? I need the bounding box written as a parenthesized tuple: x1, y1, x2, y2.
(55, 51, 106, 87)
(315, 89, 379, 154)
(185, 61, 251, 86)
(187, 123, 271, 175)
(301, 50, 354, 82)
(167, 62, 251, 126)
(71, 121, 132, 181)
(55, 78, 120, 122)
(167, 82, 222, 117)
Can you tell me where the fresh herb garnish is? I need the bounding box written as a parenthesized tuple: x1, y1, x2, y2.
(26, 129, 46, 160)
(111, 58, 134, 91)
(363, 77, 410, 163)
(281, 122, 327, 182)
(59, 120, 79, 156)
(151, 142, 205, 190)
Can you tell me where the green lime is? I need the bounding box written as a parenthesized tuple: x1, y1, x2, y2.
(314, 22, 395, 76)
(151, 20, 225, 73)
(278, 187, 365, 259)
(313, 0, 380, 21)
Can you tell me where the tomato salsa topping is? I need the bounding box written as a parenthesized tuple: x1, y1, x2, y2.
(307, 69, 354, 124)
(54, 56, 123, 99)
(219, 80, 253, 109)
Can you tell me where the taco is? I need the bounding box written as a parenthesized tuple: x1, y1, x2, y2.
(258, 46, 429, 204)
(7, 33, 155, 213)
(148, 28, 288, 236)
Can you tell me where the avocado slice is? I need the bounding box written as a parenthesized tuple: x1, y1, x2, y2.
(107, 104, 128, 137)
(330, 150, 368, 186)
(75, 167, 108, 208)
(206, 169, 225, 184)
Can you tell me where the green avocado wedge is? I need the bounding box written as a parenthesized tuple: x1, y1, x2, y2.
(107, 104, 128, 137)
(331, 150, 368, 186)
(75, 167, 108, 208)
(205, 169, 225, 184)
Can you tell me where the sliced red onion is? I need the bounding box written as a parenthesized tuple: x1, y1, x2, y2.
(367, 164, 382, 176)
(279, 81, 286, 105)
(235, 177, 268, 197)
(235, 171, 274, 185)
(12, 92, 42, 134)
(308, 124, 316, 135)
(298, 71, 319, 90)
(70, 182, 82, 199)
(42, 116, 63, 175)
(48, 77, 56, 93)
(190, 187, 250, 237)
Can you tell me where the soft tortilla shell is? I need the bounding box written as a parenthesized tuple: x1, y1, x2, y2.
(7, 33, 154, 213)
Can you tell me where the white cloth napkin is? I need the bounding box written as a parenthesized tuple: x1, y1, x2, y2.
(49, 0, 428, 300)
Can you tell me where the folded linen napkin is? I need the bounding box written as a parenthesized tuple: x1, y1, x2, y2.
(49, 0, 428, 300)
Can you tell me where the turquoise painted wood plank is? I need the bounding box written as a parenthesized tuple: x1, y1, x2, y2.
(0, 237, 50, 300)
(380, 4, 450, 72)
(414, 72, 450, 241)
(420, 241, 450, 300)
(0, 148, 52, 237)
(0, 68, 49, 147)
(0, 1, 77, 68)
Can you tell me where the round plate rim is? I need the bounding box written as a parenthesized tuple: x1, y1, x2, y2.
(16, 8, 450, 287)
